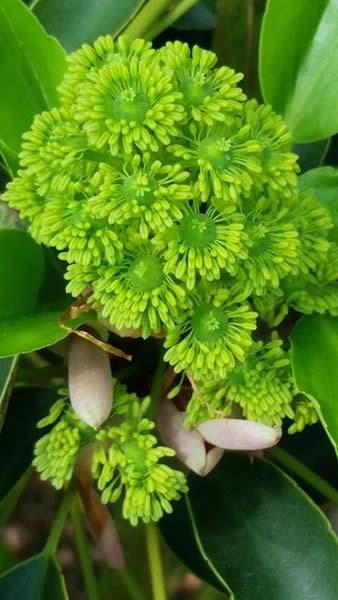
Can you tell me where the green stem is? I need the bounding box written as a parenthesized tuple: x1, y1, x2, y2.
(146, 0, 200, 40)
(269, 446, 338, 506)
(0, 467, 32, 528)
(145, 523, 166, 600)
(122, 0, 172, 40)
(149, 351, 166, 417)
(44, 485, 75, 554)
(71, 496, 101, 600)
(121, 568, 148, 600)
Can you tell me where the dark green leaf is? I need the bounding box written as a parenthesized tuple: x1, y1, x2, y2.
(0, 387, 57, 500)
(0, 0, 66, 172)
(0, 356, 19, 430)
(291, 314, 338, 455)
(293, 140, 330, 173)
(0, 545, 17, 575)
(34, 0, 146, 52)
(0, 554, 68, 600)
(259, 0, 338, 142)
(161, 454, 338, 599)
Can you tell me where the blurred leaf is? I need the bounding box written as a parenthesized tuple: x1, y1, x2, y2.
(294, 140, 330, 173)
(299, 166, 338, 218)
(0, 356, 19, 430)
(0, 0, 66, 174)
(0, 554, 68, 599)
(259, 0, 338, 142)
(174, 1, 215, 31)
(291, 314, 338, 456)
(0, 545, 17, 576)
(161, 454, 338, 599)
(34, 0, 146, 52)
(0, 387, 57, 501)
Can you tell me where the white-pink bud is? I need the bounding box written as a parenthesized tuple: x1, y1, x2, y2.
(197, 418, 282, 450)
(68, 335, 113, 429)
(156, 396, 224, 476)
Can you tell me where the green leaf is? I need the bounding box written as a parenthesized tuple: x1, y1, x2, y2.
(259, 0, 338, 142)
(0, 356, 19, 430)
(34, 0, 146, 52)
(161, 454, 338, 599)
(0, 230, 45, 319)
(0, 545, 17, 576)
(291, 314, 338, 456)
(0, 554, 68, 599)
(300, 166, 338, 219)
(0, 0, 66, 173)
(0, 230, 88, 356)
(0, 387, 57, 501)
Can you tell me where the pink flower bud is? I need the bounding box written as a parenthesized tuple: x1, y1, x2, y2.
(156, 396, 224, 476)
(68, 335, 113, 429)
(197, 418, 282, 451)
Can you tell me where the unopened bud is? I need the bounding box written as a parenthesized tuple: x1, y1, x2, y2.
(197, 418, 282, 451)
(68, 335, 113, 429)
(156, 395, 224, 476)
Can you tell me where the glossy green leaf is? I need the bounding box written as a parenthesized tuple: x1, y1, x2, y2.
(0, 0, 66, 173)
(34, 0, 146, 52)
(0, 554, 68, 600)
(300, 167, 338, 220)
(291, 314, 338, 456)
(0, 230, 45, 319)
(0, 231, 90, 356)
(161, 454, 338, 599)
(0, 356, 19, 430)
(259, 0, 338, 142)
(0, 387, 57, 500)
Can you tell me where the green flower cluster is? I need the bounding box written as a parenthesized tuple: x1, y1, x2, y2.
(4, 35, 331, 430)
(33, 385, 187, 525)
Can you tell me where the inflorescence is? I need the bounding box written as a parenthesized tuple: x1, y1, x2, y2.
(5, 36, 334, 514)
(34, 386, 187, 525)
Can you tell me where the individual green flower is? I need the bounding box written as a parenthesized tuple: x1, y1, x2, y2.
(74, 54, 185, 155)
(243, 99, 299, 195)
(169, 122, 261, 204)
(286, 190, 332, 274)
(241, 193, 300, 295)
(2, 171, 46, 239)
(91, 153, 191, 238)
(91, 243, 189, 337)
(65, 262, 99, 297)
(93, 384, 187, 526)
(189, 334, 295, 427)
(159, 41, 246, 125)
(283, 243, 338, 315)
(19, 107, 95, 195)
(164, 284, 257, 380)
(59, 35, 154, 105)
(33, 392, 94, 489)
(154, 202, 247, 289)
(39, 177, 123, 266)
(288, 396, 318, 434)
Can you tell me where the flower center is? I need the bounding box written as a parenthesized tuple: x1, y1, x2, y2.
(198, 136, 233, 170)
(128, 254, 164, 291)
(112, 88, 150, 122)
(192, 303, 228, 342)
(121, 439, 149, 476)
(180, 78, 212, 107)
(180, 213, 216, 248)
(123, 175, 159, 207)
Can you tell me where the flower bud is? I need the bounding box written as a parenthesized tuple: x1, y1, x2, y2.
(68, 335, 113, 429)
(156, 395, 224, 476)
(197, 418, 282, 450)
